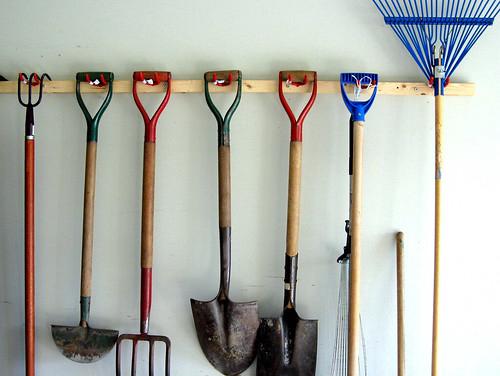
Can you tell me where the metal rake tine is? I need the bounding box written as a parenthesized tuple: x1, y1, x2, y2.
(131, 339, 138, 376)
(149, 340, 155, 376)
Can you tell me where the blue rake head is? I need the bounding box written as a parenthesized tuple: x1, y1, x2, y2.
(340, 73, 378, 122)
(371, 0, 499, 94)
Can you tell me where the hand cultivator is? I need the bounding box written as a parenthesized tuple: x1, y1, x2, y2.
(371, 1, 499, 373)
(18, 72, 51, 376)
(115, 71, 172, 376)
(51, 72, 118, 363)
(257, 71, 318, 376)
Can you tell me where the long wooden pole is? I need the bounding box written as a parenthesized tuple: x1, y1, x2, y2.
(396, 232, 405, 376)
(431, 94, 443, 376)
(347, 120, 364, 376)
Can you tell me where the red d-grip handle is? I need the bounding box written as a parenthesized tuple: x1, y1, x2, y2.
(278, 71, 318, 142)
(132, 71, 172, 142)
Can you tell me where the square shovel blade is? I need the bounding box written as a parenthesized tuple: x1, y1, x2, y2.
(257, 309, 318, 376)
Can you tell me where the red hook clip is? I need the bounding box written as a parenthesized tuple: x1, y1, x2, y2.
(286, 73, 308, 87)
(212, 72, 233, 87)
(20, 73, 40, 86)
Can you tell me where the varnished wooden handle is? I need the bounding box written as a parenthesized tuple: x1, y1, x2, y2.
(286, 141, 302, 257)
(432, 95, 443, 376)
(348, 120, 364, 376)
(25, 139, 35, 376)
(396, 232, 405, 376)
(218, 146, 231, 227)
(141, 142, 156, 268)
(80, 141, 97, 298)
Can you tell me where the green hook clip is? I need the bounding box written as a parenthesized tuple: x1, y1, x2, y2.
(204, 70, 242, 146)
(76, 72, 114, 142)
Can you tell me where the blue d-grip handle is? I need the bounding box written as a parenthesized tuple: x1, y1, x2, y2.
(340, 73, 378, 122)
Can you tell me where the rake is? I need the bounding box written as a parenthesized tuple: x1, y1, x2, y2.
(370, 1, 499, 374)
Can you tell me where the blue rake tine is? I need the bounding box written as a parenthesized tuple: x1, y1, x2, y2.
(340, 73, 379, 121)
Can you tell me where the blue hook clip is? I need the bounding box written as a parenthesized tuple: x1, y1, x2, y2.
(340, 73, 378, 122)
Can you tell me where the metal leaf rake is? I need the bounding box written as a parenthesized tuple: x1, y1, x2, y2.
(370, 1, 498, 374)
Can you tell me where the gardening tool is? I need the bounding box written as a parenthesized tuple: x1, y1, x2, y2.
(18, 72, 51, 376)
(331, 116, 367, 376)
(396, 232, 405, 376)
(257, 71, 318, 376)
(340, 72, 378, 376)
(116, 71, 172, 376)
(190, 70, 259, 376)
(51, 72, 117, 363)
(370, 2, 499, 373)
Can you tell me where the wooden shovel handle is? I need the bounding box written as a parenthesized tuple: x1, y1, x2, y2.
(80, 141, 97, 298)
(348, 120, 364, 376)
(218, 146, 231, 227)
(141, 142, 156, 268)
(286, 141, 302, 257)
(25, 138, 35, 376)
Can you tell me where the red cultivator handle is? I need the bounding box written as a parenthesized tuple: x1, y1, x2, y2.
(116, 71, 172, 376)
(278, 71, 317, 143)
(18, 72, 51, 376)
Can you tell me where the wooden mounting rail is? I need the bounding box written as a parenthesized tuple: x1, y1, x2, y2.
(0, 79, 475, 96)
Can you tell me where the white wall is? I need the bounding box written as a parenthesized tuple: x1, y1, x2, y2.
(1, 0, 499, 375)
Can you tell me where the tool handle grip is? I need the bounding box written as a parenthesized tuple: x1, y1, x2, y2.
(132, 71, 172, 142)
(141, 142, 156, 268)
(286, 141, 302, 257)
(396, 232, 405, 376)
(80, 141, 97, 300)
(75, 72, 114, 142)
(218, 146, 231, 227)
(25, 138, 35, 376)
(278, 71, 317, 142)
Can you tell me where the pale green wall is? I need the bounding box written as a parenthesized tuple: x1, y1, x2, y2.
(0, 0, 499, 375)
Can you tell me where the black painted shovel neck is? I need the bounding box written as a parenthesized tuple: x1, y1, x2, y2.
(218, 227, 231, 300)
(283, 254, 298, 309)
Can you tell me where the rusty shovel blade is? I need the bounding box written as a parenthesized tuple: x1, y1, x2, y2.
(51, 324, 118, 363)
(257, 308, 318, 376)
(191, 295, 259, 376)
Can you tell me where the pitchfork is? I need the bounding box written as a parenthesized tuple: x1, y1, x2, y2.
(115, 71, 172, 376)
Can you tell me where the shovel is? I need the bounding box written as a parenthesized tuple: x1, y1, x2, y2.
(51, 72, 118, 363)
(18, 72, 51, 376)
(257, 71, 318, 376)
(115, 71, 172, 376)
(190, 70, 259, 376)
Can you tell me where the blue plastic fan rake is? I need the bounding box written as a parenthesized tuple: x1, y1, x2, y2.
(370, 1, 498, 374)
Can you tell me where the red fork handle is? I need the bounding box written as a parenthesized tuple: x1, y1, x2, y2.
(25, 138, 35, 376)
(132, 71, 172, 142)
(278, 71, 318, 142)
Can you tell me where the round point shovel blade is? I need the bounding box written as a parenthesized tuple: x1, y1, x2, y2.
(191, 297, 259, 375)
(257, 309, 318, 376)
(51, 324, 118, 363)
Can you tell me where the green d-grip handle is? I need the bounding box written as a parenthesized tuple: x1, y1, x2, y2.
(76, 72, 114, 141)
